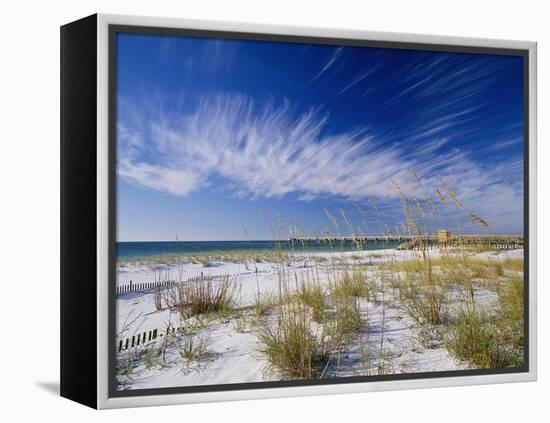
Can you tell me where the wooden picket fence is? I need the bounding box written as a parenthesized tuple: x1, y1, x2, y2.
(116, 268, 271, 352)
(118, 328, 159, 352)
(117, 280, 175, 295)
(115, 274, 213, 295)
(116, 269, 270, 295)
(117, 324, 197, 352)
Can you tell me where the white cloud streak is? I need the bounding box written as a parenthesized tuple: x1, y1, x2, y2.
(118, 94, 523, 232)
(337, 63, 383, 96)
(311, 47, 343, 82)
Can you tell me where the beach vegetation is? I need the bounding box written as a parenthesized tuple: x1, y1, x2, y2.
(154, 287, 163, 311)
(116, 172, 525, 388)
(295, 278, 325, 322)
(143, 346, 156, 370)
(255, 302, 333, 379)
(329, 268, 369, 300)
(175, 275, 237, 319)
(254, 293, 277, 317)
(233, 309, 248, 332)
(444, 306, 522, 368)
(330, 295, 363, 344)
(179, 333, 212, 364)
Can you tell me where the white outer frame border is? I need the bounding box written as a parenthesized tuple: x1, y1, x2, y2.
(96, 13, 537, 409)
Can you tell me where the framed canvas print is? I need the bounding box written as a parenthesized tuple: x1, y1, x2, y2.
(60, 14, 537, 409)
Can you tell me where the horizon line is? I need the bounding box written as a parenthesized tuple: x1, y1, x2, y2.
(117, 233, 525, 243)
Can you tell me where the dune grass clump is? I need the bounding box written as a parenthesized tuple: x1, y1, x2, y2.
(502, 258, 524, 273)
(176, 275, 237, 318)
(446, 273, 524, 368)
(253, 293, 277, 317)
(445, 308, 496, 368)
(255, 303, 332, 379)
(391, 258, 450, 327)
(233, 309, 248, 332)
(331, 296, 362, 343)
(161, 284, 179, 309)
(444, 307, 521, 368)
(143, 346, 157, 370)
(496, 274, 524, 350)
(295, 279, 325, 322)
(179, 315, 211, 336)
(178, 333, 212, 364)
(330, 269, 369, 301)
(402, 278, 449, 326)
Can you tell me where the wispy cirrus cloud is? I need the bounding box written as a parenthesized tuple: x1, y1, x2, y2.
(484, 136, 523, 151)
(337, 63, 384, 96)
(117, 93, 523, 232)
(118, 161, 205, 197)
(311, 47, 343, 82)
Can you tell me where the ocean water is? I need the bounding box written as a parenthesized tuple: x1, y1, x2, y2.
(117, 239, 400, 261)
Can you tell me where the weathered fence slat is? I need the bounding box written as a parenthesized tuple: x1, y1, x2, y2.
(117, 326, 167, 353)
(116, 274, 219, 296)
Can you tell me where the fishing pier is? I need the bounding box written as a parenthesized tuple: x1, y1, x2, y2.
(288, 231, 524, 250)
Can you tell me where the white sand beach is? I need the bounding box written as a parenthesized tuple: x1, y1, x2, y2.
(115, 247, 523, 390)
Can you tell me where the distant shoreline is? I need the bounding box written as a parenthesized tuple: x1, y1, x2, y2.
(116, 239, 402, 262)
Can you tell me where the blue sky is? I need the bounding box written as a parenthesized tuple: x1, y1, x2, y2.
(116, 33, 524, 241)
